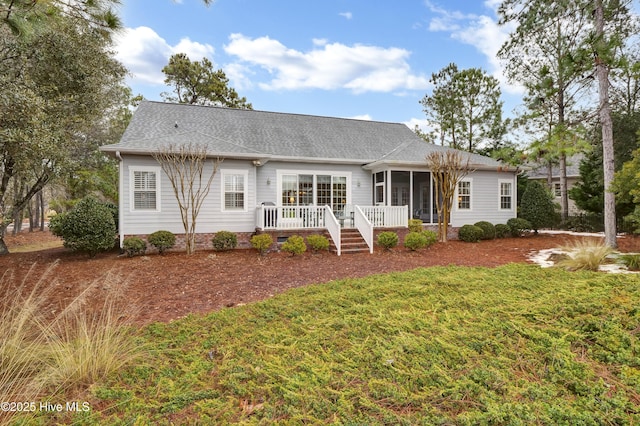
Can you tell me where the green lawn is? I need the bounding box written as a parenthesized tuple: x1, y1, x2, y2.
(34, 265, 640, 425)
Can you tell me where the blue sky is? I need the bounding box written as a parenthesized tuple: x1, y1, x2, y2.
(114, 0, 522, 130)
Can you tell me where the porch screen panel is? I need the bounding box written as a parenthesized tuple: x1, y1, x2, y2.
(332, 176, 347, 213)
(133, 171, 157, 210)
(282, 175, 297, 205)
(317, 175, 331, 207)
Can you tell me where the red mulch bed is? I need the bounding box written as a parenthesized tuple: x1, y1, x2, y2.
(2, 230, 639, 326)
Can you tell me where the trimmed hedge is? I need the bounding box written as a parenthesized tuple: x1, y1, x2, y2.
(404, 232, 428, 251)
(458, 224, 484, 242)
(212, 231, 238, 251)
(507, 218, 532, 237)
(148, 230, 176, 254)
(474, 221, 496, 240)
(495, 223, 511, 239)
(123, 236, 146, 257)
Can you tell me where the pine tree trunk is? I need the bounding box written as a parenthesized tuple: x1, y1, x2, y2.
(595, 0, 618, 248)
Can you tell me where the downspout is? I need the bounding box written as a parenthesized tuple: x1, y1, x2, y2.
(115, 151, 124, 249)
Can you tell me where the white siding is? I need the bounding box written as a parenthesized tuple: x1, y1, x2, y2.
(450, 170, 517, 227)
(120, 155, 257, 237)
(255, 161, 371, 206)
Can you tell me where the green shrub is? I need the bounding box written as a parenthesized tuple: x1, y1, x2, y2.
(458, 224, 484, 242)
(422, 229, 438, 247)
(507, 218, 532, 237)
(148, 231, 176, 254)
(307, 234, 330, 253)
(520, 180, 555, 233)
(122, 237, 146, 257)
(404, 231, 428, 251)
(250, 234, 273, 256)
(474, 221, 496, 240)
(495, 223, 511, 239)
(49, 196, 116, 257)
(377, 231, 399, 250)
(281, 235, 307, 256)
(619, 253, 640, 271)
(408, 219, 423, 233)
(212, 231, 238, 251)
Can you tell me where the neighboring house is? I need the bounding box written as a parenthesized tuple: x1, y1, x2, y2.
(526, 154, 584, 216)
(101, 101, 518, 254)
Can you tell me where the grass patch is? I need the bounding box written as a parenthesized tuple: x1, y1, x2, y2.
(71, 264, 640, 425)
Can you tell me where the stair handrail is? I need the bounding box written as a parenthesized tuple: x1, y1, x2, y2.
(354, 205, 373, 254)
(324, 205, 341, 256)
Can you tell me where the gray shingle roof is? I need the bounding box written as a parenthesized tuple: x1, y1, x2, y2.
(102, 101, 507, 169)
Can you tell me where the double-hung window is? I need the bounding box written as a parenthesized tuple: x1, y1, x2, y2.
(499, 181, 513, 210)
(131, 167, 160, 211)
(457, 180, 471, 210)
(223, 171, 247, 211)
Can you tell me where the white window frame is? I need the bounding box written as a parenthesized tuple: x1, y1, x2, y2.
(221, 169, 248, 212)
(276, 170, 352, 210)
(456, 179, 472, 211)
(499, 179, 514, 211)
(129, 166, 161, 212)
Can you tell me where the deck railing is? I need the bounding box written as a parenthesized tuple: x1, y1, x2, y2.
(324, 206, 341, 256)
(256, 205, 408, 230)
(354, 206, 373, 254)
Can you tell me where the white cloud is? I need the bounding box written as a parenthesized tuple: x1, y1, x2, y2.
(114, 26, 215, 86)
(424, 2, 523, 95)
(349, 114, 372, 121)
(339, 11, 353, 20)
(404, 117, 431, 133)
(223, 33, 430, 93)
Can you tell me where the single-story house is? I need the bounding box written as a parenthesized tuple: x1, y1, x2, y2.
(101, 101, 518, 254)
(526, 154, 584, 216)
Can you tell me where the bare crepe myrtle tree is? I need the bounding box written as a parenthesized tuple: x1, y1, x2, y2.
(153, 143, 221, 254)
(426, 151, 474, 243)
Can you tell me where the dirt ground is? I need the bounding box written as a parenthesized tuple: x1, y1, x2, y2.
(2, 229, 639, 326)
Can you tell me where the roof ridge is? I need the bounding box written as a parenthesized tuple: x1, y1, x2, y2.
(140, 100, 400, 125)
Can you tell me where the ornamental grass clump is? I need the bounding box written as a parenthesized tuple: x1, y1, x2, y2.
(556, 239, 615, 271)
(0, 263, 144, 424)
(618, 253, 640, 271)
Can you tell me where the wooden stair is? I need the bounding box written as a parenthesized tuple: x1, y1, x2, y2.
(328, 228, 370, 254)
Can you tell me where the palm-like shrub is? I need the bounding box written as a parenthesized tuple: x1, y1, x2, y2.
(49, 196, 116, 257)
(377, 231, 399, 250)
(556, 239, 615, 271)
(148, 231, 176, 254)
(282, 235, 306, 256)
